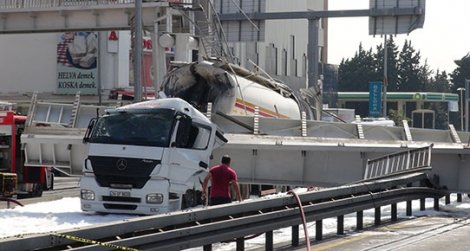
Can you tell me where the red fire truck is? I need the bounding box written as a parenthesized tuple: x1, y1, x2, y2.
(0, 103, 53, 198)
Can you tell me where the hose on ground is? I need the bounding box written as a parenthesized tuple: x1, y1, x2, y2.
(288, 190, 311, 251)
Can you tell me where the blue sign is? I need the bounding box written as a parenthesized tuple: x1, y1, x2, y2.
(369, 81, 382, 117)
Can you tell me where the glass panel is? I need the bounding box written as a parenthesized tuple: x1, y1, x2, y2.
(191, 125, 211, 150)
(89, 109, 175, 147)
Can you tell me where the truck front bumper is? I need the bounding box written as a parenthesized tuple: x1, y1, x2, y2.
(80, 176, 180, 215)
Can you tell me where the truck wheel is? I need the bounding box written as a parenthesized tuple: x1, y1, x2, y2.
(182, 190, 200, 209)
(32, 184, 43, 197)
(49, 173, 54, 190)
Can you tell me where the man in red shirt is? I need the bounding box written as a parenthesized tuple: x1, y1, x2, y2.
(202, 155, 242, 205)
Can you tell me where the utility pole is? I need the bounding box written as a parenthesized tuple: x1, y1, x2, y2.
(465, 80, 470, 131)
(133, 0, 143, 102)
(308, 18, 321, 120)
(383, 35, 388, 118)
(457, 87, 465, 131)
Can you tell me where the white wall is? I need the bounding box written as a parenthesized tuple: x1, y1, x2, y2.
(0, 31, 132, 95)
(264, 0, 325, 76)
(98, 31, 131, 92)
(117, 31, 131, 89)
(0, 33, 57, 93)
(231, 0, 326, 79)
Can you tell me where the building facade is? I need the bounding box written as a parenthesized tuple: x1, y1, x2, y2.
(0, 0, 329, 99)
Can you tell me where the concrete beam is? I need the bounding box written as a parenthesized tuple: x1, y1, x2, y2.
(0, 2, 168, 33)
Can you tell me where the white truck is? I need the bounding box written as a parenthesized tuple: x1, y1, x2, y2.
(80, 98, 228, 214)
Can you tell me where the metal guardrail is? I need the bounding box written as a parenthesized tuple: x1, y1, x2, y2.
(0, 0, 191, 9)
(0, 173, 447, 251)
(364, 145, 433, 180)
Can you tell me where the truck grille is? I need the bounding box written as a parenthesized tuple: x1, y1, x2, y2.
(89, 156, 160, 189)
(103, 203, 138, 210)
(102, 196, 141, 203)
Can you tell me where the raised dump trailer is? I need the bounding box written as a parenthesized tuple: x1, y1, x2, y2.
(21, 93, 108, 178)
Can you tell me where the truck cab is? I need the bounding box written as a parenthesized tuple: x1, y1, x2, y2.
(80, 98, 226, 214)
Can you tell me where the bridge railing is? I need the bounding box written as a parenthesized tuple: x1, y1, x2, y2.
(0, 0, 191, 9)
(364, 144, 433, 180)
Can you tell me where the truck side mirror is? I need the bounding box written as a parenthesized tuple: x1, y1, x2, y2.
(174, 115, 192, 148)
(83, 118, 97, 143)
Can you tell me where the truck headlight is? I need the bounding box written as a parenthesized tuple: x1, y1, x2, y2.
(81, 189, 95, 200)
(146, 193, 163, 204)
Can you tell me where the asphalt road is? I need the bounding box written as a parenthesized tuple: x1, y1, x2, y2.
(263, 215, 470, 251)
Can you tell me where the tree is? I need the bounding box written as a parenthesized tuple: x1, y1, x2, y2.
(397, 40, 426, 91)
(426, 102, 448, 130)
(336, 39, 454, 125)
(338, 43, 380, 92)
(450, 53, 470, 91)
(375, 37, 399, 91)
(450, 54, 470, 129)
(388, 109, 409, 127)
(427, 70, 451, 93)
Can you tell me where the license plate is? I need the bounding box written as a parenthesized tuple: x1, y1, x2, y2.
(110, 191, 130, 197)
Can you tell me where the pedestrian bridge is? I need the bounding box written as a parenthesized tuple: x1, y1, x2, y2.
(0, 0, 190, 33)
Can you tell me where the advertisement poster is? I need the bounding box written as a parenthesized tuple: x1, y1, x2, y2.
(369, 81, 382, 117)
(129, 37, 174, 88)
(129, 37, 154, 88)
(56, 32, 98, 95)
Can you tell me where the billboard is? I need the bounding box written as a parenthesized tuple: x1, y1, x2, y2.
(56, 32, 98, 95)
(369, 0, 425, 35)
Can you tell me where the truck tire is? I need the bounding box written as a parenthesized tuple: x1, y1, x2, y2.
(182, 189, 201, 209)
(32, 184, 43, 197)
(49, 173, 54, 191)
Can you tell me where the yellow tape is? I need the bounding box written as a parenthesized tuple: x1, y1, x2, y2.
(53, 233, 139, 251)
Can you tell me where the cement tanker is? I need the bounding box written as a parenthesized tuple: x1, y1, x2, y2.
(159, 59, 315, 120)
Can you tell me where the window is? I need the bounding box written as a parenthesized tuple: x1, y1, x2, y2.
(89, 109, 175, 147)
(180, 123, 211, 150)
(192, 125, 211, 149)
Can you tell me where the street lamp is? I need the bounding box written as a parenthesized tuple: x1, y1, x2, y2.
(457, 87, 466, 131)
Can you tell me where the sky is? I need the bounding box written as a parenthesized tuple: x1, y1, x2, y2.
(328, 0, 470, 74)
(2, 192, 470, 250)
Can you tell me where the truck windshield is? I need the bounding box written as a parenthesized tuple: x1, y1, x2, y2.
(89, 109, 175, 147)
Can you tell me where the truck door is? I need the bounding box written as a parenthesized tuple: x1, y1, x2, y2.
(167, 115, 216, 190)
